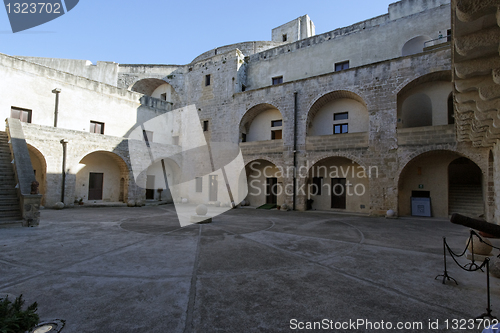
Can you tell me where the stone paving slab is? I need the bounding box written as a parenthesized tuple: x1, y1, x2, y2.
(0, 205, 499, 333)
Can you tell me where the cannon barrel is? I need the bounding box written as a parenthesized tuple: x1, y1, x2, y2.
(450, 213, 500, 238)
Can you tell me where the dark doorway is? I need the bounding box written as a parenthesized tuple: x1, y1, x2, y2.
(146, 175, 155, 200)
(119, 178, 125, 202)
(448, 157, 483, 216)
(448, 93, 455, 124)
(331, 178, 346, 209)
(209, 175, 218, 201)
(266, 178, 278, 204)
(88, 173, 103, 200)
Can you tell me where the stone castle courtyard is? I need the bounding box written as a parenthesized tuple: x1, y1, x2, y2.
(1, 205, 499, 332)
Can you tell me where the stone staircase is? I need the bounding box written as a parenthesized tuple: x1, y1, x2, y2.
(0, 131, 22, 224)
(449, 184, 484, 218)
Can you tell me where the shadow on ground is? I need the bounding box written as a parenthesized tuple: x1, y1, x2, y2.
(0, 205, 498, 332)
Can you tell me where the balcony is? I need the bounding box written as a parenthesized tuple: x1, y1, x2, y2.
(239, 139, 284, 155)
(397, 124, 456, 146)
(306, 132, 368, 151)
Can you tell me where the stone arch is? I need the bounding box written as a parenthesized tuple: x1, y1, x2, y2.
(129, 78, 168, 96)
(397, 149, 485, 217)
(304, 155, 370, 213)
(141, 157, 181, 202)
(239, 103, 284, 142)
(395, 71, 451, 97)
(128, 78, 181, 108)
(306, 90, 368, 136)
(306, 152, 368, 174)
(74, 150, 131, 203)
(244, 158, 285, 207)
(396, 71, 453, 128)
(27, 144, 47, 205)
(397, 146, 485, 182)
(402, 35, 432, 56)
(244, 156, 283, 170)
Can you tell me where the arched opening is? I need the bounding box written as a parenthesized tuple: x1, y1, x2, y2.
(398, 150, 484, 218)
(447, 93, 455, 125)
(397, 72, 452, 128)
(142, 158, 179, 203)
(75, 151, 129, 203)
(245, 159, 283, 207)
(151, 83, 175, 103)
(448, 157, 483, 217)
(306, 157, 370, 213)
(129, 79, 179, 108)
(27, 145, 47, 205)
(240, 104, 283, 143)
(130, 78, 168, 96)
(306, 91, 368, 136)
(402, 35, 432, 56)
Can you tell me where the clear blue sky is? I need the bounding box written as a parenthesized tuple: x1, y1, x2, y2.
(0, 0, 396, 65)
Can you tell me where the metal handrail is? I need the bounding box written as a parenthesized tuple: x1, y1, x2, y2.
(424, 34, 451, 48)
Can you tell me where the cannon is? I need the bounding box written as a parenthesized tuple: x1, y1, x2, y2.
(450, 213, 500, 238)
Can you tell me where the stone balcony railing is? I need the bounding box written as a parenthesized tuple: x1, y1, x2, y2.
(239, 139, 284, 155)
(305, 132, 369, 151)
(397, 124, 456, 146)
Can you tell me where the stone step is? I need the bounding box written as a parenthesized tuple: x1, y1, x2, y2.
(0, 209, 21, 215)
(449, 196, 483, 201)
(0, 210, 22, 219)
(0, 199, 19, 206)
(0, 221, 23, 227)
(0, 190, 17, 196)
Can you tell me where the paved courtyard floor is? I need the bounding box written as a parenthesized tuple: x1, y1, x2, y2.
(1, 205, 499, 332)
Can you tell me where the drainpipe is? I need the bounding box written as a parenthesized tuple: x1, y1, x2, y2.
(60, 139, 68, 203)
(52, 88, 61, 127)
(293, 92, 298, 210)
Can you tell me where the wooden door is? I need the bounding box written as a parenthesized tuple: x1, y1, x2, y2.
(266, 177, 278, 204)
(331, 178, 346, 209)
(88, 173, 103, 200)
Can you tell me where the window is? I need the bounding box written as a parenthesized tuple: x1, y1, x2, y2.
(312, 177, 323, 195)
(205, 74, 211, 86)
(241, 133, 247, 143)
(90, 121, 104, 134)
(195, 177, 203, 193)
(334, 124, 348, 134)
(203, 120, 209, 132)
(10, 107, 32, 123)
(335, 61, 349, 72)
(241, 84, 246, 92)
(282, 34, 287, 42)
(143, 130, 153, 146)
(160, 93, 167, 101)
(272, 76, 283, 85)
(271, 120, 282, 127)
(271, 130, 282, 140)
(334, 112, 348, 121)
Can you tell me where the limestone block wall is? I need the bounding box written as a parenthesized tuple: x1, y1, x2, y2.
(15, 56, 119, 86)
(397, 125, 456, 146)
(20, 123, 141, 207)
(226, 48, 487, 215)
(245, 4, 451, 90)
(0, 53, 153, 138)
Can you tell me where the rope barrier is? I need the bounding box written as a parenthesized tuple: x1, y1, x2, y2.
(436, 229, 497, 320)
